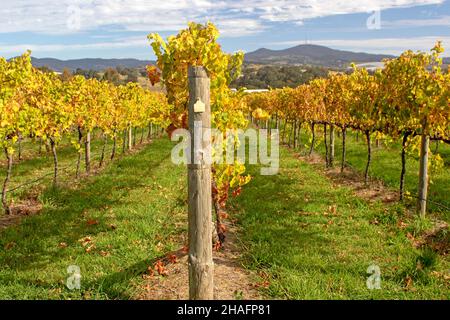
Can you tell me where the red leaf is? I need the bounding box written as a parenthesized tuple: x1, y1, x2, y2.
(154, 260, 168, 276)
(87, 219, 99, 226)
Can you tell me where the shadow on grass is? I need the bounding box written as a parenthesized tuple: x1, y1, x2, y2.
(0, 139, 173, 276)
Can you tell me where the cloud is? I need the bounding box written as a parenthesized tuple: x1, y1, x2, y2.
(0, 0, 444, 37)
(383, 15, 450, 27)
(0, 36, 149, 55)
(269, 36, 450, 55)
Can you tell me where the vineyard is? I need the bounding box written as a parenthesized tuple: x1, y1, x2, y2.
(0, 23, 449, 300)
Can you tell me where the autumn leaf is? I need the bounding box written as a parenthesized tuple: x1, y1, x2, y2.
(218, 223, 227, 234)
(213, 241, 222, 251)
(146, 65, 161, 86)
(168, 254, 178, 264)
(4, 242, 16, 250)
(154, 260, 168, 276)
(99, 250, 110, 257)
(86, 219, 99, 226)
(219, 211, 229, 220)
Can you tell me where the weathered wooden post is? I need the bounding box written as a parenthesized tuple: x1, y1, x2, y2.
(187, 66, 214, 300)
(85, 131, 91, 173)
(417, 128, 430, 217)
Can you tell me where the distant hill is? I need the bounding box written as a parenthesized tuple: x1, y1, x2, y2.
(26, 46, 449, 72)
(245, 44, 396, 67)
(30, 57, 154, 72)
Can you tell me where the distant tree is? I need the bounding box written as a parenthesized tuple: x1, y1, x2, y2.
(60, 68, 73, 82)
(126, 73, 139, 83)
(231, 64, 330, 89)
(74, 68, 101, 80)
(102, 68, 122, 85)
(37, 66, 54, 74)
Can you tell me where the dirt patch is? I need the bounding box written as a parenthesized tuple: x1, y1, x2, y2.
(294, 150, 399, 204)
(412, 222, 449, 255)
(137, 222, 262, 300)
(0, 198, 43, 230)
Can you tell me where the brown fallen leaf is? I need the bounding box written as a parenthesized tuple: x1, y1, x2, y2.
(85, 244, 96, 253)
(168, 254, 178, 264)
(154, 260, 168, 276)
(4, 242, 16, 250)
(87, 219, 99, 226)
(213, 241, 222, 251)
(58, 242, 68, 248)
(404, 276, 415, 291)
(397, 221, 408, 229)
(329, 205, 337, 215)
(99, 250, 110, 257)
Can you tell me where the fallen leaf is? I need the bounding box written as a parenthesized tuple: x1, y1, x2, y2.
(85, 244, 96, 253)
(99, 250, 110, 257)
(86, 219, 99, 226)
(154, 260, 168, 276)
(4, 242, 16, 250)
(213, 241, 222, 251)
(168, 254, 178, 264)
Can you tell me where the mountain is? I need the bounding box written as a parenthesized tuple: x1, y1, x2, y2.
(30, 57, 154, 72)
(245, 44, 395, 67)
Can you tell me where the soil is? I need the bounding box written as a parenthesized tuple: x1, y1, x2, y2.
(137, 222, 263, 300)
(0, 198, 42, 229)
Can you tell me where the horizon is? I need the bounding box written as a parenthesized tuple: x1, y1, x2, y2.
(1, 1, 450, 60)
(21, 43, 450, 61)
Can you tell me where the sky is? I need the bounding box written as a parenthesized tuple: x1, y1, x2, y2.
(0, 0, 449, 60)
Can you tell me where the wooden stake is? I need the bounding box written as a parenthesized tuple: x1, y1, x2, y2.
(187, 66, 214, 300)
(417, 131, 430, 217)
(85, 131, 91, 174)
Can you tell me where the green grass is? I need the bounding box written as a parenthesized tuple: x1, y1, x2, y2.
(0, 127, 448, 300)
(1, 128, 154, 204)
(0, 138, 187, 299)
(231, 146, 449, 299)
(290, 127, 450, 218)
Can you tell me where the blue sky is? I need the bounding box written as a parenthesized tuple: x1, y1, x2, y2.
(1, 0, 449, 60)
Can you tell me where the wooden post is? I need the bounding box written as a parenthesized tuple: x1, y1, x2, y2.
(417, 132, 430, 217)
(128, 127, 132, 150)
(399, 132, 410, 200)
(341, 127, 346, 173)
(85, 131, 91, 174)
(50, 138, 58, 186)
(187, 66, 214, 300)
(2, 147, 12, 215)
(364, 130, 371, 185)
(76, 127, 83, 178)
(324, 124, 329, 167)
(330, 124, 335, 167)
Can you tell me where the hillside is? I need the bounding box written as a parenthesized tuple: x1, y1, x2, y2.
(30, 57, 154, 72)
(245, 44, 396, 67)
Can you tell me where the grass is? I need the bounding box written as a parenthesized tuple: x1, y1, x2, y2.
(0, 127, 448, 300)
(1, 128, 156, 204)
(231, 146, 449, 299)
(0, 137, 187, 299)
(289, 126, 450, 218)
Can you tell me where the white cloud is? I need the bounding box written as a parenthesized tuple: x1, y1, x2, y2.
(0, 36, 149, 54)
(0, 0, 444, 37)
(269, 36, 450, 55)
(383, 15, 450, 27)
